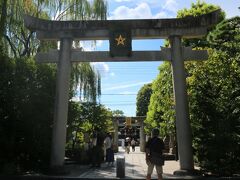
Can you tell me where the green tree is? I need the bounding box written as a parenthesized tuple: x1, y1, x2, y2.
(66, 102, 113, 151)
(207, 17, 240, 54)
(1, 0, 107, 58)
(112, 109, 125, 117)
(0, 55, 56, 173)
(145, 2, 223, 137)
(136, 83, 152, 117)
(40, 0, 107, 102)
(177, 0, 225, 48)
(0, 0, 107, 102)
(41, 0, 107, 102)
(189, 17, 240, 175)
(145, 63, 174, 136)
(176, 1, 240, 175)
(145, 2, 240, 176)
(71, 62, 101, 103)
(0, 0, 108, 174)
(0, 0, 44, 58)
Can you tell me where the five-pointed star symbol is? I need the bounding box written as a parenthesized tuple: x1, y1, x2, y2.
(115, 34, 126, 46)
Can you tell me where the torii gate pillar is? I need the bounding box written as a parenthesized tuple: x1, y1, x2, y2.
(140, 119, 146, 152)
(50, 37, 72, 168)
(112, 118, 119, 152)
(170, 36, 194, 173)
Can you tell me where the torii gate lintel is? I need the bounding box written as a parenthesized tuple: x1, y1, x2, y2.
(35, 46, 208, 63)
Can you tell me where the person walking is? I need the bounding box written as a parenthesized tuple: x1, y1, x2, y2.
(131, 138, 136, 152)
(125, 138, 130, 154)
(145, 128, 165, 180)
(104, 133, 114, 166)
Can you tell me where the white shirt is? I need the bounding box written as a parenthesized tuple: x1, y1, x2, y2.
(104, 136, 112, 149)
(131, 139, 136, 145)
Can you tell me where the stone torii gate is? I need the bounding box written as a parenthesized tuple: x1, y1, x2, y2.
(24, 10, 221, 174)
(111, 116, 146, 152)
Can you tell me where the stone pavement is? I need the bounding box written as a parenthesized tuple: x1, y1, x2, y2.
(3, 147, 239, 180)
(65, 146, 181, 179)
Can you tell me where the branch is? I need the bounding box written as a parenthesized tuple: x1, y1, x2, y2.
(53, 1, 62, 20)
(4, 34, 17, 58)
(20, 31, 34, 57)
(55, 3, 78, 20)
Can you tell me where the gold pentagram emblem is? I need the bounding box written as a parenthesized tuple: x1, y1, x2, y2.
(115, 34, 126, 46)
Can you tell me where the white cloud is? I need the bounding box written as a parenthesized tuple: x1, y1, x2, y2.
(114, 0, 132, 2)
(77, 40, 104, 51)
(109, 3, 153, 19)
(163, 0, 178, 13)
(109, 2, 170, 20)
(154, 11, 168, 19)
(120, 91, 136, 94)
(91, 62, 110, 76)
(71, 96, 80, 102)
(91, 62, 115, 78)
(103, 81, 151, 91)
(90, 62, 116, 78)
(96, 40, 103, 47)
(110, 72, 115, 77)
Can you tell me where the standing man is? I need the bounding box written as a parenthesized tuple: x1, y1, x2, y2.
(145, 128, 165, 180)
(104, 133, 114, 166)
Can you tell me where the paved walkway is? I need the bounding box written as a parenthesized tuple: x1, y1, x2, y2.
(64, 146, 181, 179)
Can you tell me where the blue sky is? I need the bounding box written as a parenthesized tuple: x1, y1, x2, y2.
(87, 0, 239, 116)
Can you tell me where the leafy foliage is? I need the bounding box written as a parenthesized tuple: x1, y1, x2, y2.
(0, 53, 56, 174)
(112, 109, 125, 117)
(144, 1, 240, 176)
(177, 0, 225, 48)
(145, 63, 175, 137)
(0, 0, 107, 102)
(66, 102, 113, 151)
(0, 0, 109, 174)
(71, 62, 101, 103)
(189, 17, 240, 175)
(207, 17, 240, 54)
(178, 3, 240, 175)
(176, 2, 240, 175)
(136, 83, 152, 117)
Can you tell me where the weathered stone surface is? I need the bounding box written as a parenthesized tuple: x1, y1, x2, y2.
(50, 38, 72, 168)
(139, 119, 146, 152)
(36, 50, 171, 63)
(183, 47, 208, 60)
(24, 10, 221, 40)
(36, 48, 207, 63)
(162, 46, 208, 61)
(170, 36, 194, 171)
(24, 10, 220, 31)
(113, 118, 119, 153)
(36, 49, 59, 63)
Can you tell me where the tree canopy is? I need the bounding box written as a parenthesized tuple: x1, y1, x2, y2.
(112, 109, 125, 117)
(143, 0, 240, 175)
(136, 83, 152, 117)
(188, 16, 240, 175)
(145, 63, 174, 137)
(0, 0, 109, 174)
(0, 0, 107, 102)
